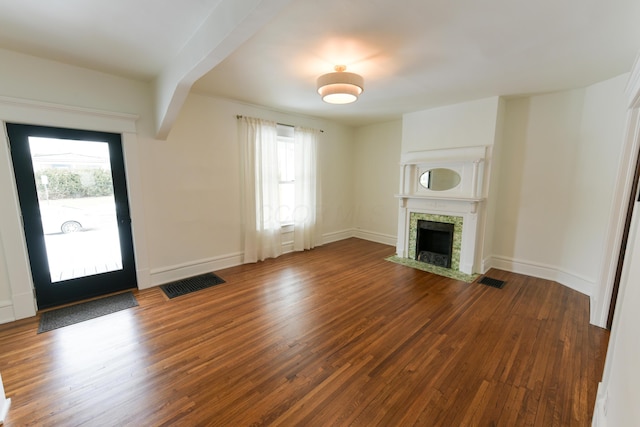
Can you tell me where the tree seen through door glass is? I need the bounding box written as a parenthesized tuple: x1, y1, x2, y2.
(28, 137, 123, 283)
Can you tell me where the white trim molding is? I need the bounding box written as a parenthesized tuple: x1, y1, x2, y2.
(149, 252, 244, 288)
(399, 146, 487, 201)
(148, 229, 389, 290)
(592, 51, 640, 427)
(591, 56, 640, 327)
(0, 373, 10, 424)
(148, 229, 385, 289)
(0, 300, 14, 325)
(354, 229, 396, 246)
(322, 229, 356, 245)
(0, 95, 138, 132)
(487, 255, 595, 297)
(592, 383, 607, 427)
(626, 53, 640, 108)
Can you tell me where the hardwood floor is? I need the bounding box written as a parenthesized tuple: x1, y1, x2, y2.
(0, 238, 609, 426)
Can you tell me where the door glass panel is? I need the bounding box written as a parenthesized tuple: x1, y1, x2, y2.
(28, 137, 123, 283)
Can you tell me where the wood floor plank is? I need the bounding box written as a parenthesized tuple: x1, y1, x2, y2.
(0, 238, 609, 426)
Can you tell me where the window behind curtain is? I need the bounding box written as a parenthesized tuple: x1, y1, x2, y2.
(277, 124, 295, 225)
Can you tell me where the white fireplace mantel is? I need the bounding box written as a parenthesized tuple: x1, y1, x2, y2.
(395, 146, 487, 274)
(396, 194, 483, 213)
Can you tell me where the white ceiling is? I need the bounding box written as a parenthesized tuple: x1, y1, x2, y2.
(1, 0, 639, 127)
(0, 0, 224, 79)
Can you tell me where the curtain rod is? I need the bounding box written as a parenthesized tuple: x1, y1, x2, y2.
(236, 115, 324, 132)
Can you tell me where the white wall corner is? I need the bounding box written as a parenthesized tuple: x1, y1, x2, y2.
(489, 255, 594, 297)
(135, 268, 151, 290)
(354, 229, 397, 246)
(153, 0, 293, 139)
(481, 256, 493, 274)
(322, 229, 356, 245)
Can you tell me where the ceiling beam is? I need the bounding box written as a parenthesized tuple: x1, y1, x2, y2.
(153, 0, 292, 140)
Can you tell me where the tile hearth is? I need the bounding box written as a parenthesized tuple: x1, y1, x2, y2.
(385, 255, 479, 283)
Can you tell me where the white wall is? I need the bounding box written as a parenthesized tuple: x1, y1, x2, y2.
(492, 90, 588, 286)
(0, 49, 156, 136)
(491, 74, 628, 297)
(151, 93, 356, 284)
(402, 97, 501, 153)
(352, 120, 402, 245)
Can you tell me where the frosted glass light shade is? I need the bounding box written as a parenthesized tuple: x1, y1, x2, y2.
(317, 66, 364, 104)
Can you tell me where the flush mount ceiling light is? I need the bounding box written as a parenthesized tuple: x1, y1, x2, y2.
(317, 65, 364, 104)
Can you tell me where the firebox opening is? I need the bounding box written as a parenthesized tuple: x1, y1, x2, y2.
(416, 220, 455, 268)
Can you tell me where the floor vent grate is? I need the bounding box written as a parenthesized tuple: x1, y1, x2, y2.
(478, 276, 506, 289)
(160, 273, 226, 299)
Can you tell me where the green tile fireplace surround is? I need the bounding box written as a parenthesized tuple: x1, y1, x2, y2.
(387, 211, 479, 283)
(408, 212, 463, 271)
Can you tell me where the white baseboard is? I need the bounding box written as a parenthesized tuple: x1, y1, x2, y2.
(0, 373, 10, 424)
(147, 230, 358, 289)
(149, 252, 244, 288)
(282, 240, 295, 254)
(135, 267, 151, 290)
(481, 256, 492, 274)
(487, 255, 595, 297)
(141, 229, 393, 290)
(592, 382, 607, 427)
(0, 301, 14, 325)
(322, 229, 355, 244)
(0, 397, 9, 424)
(353, 229, 397, 246)
(10, 291, 36, 320)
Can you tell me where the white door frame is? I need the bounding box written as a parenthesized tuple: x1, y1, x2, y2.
(0, 96, 150, 321)
(591, 59, 640, 327)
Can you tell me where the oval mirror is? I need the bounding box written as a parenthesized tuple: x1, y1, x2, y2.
(419, 168, 461, 191)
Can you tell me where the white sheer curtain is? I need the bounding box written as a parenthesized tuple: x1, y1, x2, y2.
(293, 126, 322, 251)
(239, 116, 282, 263)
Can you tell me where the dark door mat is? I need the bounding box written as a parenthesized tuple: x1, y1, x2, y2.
(478, 276, 506, 289)
(160, 273, 226, 299)
(38, 291, 138, 333)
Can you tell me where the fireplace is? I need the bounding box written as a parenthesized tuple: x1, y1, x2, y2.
(395, 146, 487, 274)
(416, 220, 455, 268)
